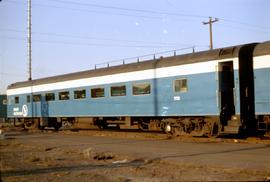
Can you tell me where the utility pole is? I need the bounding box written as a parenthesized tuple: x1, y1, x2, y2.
(28, 0, 34, 122)
(27, 0, 32, 80)
(203, 17, 218, 50)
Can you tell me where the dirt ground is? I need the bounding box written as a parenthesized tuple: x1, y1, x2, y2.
(1, 127, 270, 181)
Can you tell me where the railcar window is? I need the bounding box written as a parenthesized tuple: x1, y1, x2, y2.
(174, 79, 188, 92)
(2, 99, 7, 105)
(27, 95, 31, 103)
(132, 83, 151, 95)
(33, 94, 41, 102)
(74, 89, 86, 99)
(45, 93, 55, 101)
(14, 96, 19, 104)
(111, 85, 126, 97)
(91, 88, 105, 98)
(59, 91, 70, 100)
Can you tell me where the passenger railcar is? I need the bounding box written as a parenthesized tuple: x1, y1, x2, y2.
(6, 41, 270, 136)
(0, 94, 7, 122)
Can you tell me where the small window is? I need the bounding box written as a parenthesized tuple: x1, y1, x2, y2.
(133, 83, 151, 95)
(33, 94, 41, 102)
(45, 93, 55, 101)
(15, 96, 19, 104)
(91, 88, 105, 98)
(59, 91, 70, 100)
(74, 89, 86, 99)
(111, 85, 126, 97)
(2, 99, 7, 105)
(174, 79, 188, 92)
(27, 95, 31, 103)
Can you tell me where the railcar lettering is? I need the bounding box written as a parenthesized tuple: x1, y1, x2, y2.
(13, 105, 28, 117)
(174, 96, 181, 101)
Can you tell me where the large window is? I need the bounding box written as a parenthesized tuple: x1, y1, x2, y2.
(33, 94, 41, 102)
(111, 85, 126, 97)
(45, 93, 55, 101)
(174, 79, 188, 93)
(132, 83, 151, 95)
(74, 89, 86, 99)
(59, 91, 70, 100)
(15, 96, 19, 104)
(91, 88, 105, 98)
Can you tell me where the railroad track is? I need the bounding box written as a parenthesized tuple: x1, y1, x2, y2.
(41, 127, 270, 144)
(2, 124, 270, 144)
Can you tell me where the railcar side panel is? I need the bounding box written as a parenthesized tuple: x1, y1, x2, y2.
(7, 72, 219, 118)
(253, 55, 270, 115)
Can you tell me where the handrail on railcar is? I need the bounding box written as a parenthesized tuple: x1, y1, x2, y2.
(94, 46, 204, 70)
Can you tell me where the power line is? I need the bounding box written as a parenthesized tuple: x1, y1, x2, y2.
(220, 23, 270, 35)
(0, 36, 197, 48)
(45, 0, 270, 31)
(7, 0, 270, 33)
(7, 0, 202, 22)
(220, 18, 270, 32)
(39, 0, 270, 31)
(43, 0, 208, 19)
(35, 39, 181, 48)
(0, 28, 184, 46)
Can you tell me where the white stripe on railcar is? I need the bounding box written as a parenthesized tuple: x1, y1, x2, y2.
(7, 60, 217, 95)
(253, 55, 270, 69)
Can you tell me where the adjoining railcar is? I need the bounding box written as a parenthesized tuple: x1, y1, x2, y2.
(0, 94, 7, 122)
(253, 41, 270, 133)
(6, 41, 270, 136)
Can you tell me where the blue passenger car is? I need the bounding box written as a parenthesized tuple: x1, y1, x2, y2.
(0, 95, 7, 122)
(6, 41, 270, 136)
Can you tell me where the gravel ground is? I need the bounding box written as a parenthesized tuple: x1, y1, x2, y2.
(1, 127, 270, 181)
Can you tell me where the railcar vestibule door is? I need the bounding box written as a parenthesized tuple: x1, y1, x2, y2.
(238, 44, 257, 132)
(218, 61, 235, 126)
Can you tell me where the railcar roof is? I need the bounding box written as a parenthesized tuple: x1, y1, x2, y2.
(253, 41, 270, 56)
(8, 41, 268, 90)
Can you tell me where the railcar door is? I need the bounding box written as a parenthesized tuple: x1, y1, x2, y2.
(238, 44, 257, 133)
(218, 61, 235, 126)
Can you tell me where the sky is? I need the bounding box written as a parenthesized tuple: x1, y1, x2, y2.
(0, 0, 270, 94)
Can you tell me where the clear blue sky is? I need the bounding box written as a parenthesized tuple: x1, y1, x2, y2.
(0, 0, 270, 94)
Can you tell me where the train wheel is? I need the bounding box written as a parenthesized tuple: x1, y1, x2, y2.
(54, 122, 62, 131)
(24, 119, 38, 129)
(138, 121, 149, 131)
(97, 120, 107, 130)
(62, 120, 74, 129)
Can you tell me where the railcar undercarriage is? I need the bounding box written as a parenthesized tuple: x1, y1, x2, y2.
(135, 116, 219, 137)
(10, 114, 270, 137)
